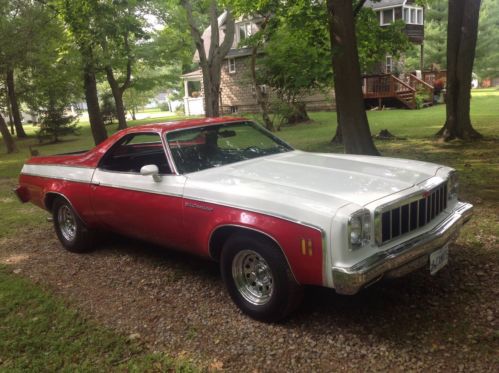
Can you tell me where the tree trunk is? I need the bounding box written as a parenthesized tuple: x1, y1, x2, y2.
(287, 101, 310, 124)
(6, 69, 27, 138)
(0, 112, 17, 153)
(251, 43, 274, 131)
(6, 94, 14, 135)
(327, 0, 379, 156)
(201, 64, 222, 117)
(436, 0, 482, 140)
(331, 121, 343, 144)
(105, 66, 127, 130)
(83, 61, 108, 145)
(181, 0, 235, 118)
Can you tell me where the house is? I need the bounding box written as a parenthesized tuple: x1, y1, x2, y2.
(361, 0, 440, 109)
(181, 13, 334, 115)
(365, 0, 425, 74)
(181, 1, 437, 115)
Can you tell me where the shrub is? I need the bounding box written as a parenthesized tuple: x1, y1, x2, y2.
(36, 106, 80, 143)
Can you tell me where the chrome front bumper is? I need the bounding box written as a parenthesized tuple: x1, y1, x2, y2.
(332, 202, 473, 295)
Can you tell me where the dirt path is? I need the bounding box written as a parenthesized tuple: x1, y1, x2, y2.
(1, 223, 497, 372)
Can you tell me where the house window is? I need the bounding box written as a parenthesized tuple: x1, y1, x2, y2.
(381, 9, 394, 25)
(403, 6, 424, 25)
(238, 23, 252, 43)
(228, 58, 236, 74)
(229, 106, 238, 114)
(385, 55, 393, 74)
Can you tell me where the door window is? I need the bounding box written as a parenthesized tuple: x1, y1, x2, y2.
(99, 132, 171, 174)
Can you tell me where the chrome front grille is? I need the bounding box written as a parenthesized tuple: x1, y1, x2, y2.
(376, 183, 448, 245)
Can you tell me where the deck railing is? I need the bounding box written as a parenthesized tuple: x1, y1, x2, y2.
(362, 74, 416, 108)
(409, 74, 434, 101)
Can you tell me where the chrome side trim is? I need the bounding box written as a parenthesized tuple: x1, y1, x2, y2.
(24, 163, 93, 169)
(21, 173, 92, 185)
(208, 224, 299, 283)
(95, 182, 183, 198)
(185, 195, 326, 234)
(332, 202, 473, 295)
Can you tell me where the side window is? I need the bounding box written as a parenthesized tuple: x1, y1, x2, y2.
(99, 132, 171, 174)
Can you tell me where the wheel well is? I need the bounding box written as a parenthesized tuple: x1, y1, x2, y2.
(44, 193, 66, 212)
(209, 226, 280, 262)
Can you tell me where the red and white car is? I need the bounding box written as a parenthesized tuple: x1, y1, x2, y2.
(15, 118, 473, 321)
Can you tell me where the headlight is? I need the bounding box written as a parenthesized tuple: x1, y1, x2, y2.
(348, 209, 371, 250)
(447, 171, 459, 200)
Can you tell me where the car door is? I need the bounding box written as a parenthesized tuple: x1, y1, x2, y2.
(90, 131, 188, 249)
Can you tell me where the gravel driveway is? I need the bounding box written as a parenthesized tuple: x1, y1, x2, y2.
(1, 218, 497, 372)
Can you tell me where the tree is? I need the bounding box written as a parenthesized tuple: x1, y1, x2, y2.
(181, 0, 235, 117)
(331, 3, 411, 144)
(98, 0, 150, 130)
(0, 112, 17, 153)
(327, 0, 379, 155)
(0, 0, 41, 138)
(475, 0, 499, 79)
(436, 0, 482, 140)
(17, 4, 82, 134)
(36, 105, 79, 143)
(423, 0, 447, 69)
(259, 24, 332, 124)
(49, 0, 108, 145)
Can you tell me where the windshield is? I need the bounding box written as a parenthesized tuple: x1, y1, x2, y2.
(166, 121, 293, 174)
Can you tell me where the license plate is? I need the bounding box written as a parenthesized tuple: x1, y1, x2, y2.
(430, 245, 449, 275)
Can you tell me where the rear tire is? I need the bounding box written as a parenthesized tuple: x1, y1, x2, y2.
(220, 233, 303, 322)
(52, 198, 95, 253)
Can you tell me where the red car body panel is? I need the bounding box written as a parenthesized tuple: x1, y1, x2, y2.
(17, 117, 325, 286)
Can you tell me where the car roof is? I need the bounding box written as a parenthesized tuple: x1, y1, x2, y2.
(125, 116, 249, 133)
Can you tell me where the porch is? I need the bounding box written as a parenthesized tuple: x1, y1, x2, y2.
(181, 70, 205, 116)
(362, 71, 446, 109)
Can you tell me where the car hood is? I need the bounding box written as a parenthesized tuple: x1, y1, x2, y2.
(182, 150, 442, 224)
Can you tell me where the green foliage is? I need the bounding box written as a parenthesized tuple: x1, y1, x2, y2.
(36, 106, 80, 143)
(259, 22, 332, 103)
(0, 0, 46, 71)
(422, 0, 447, 69)
(475, 0, 499, 79)
(415, 0, 499, 78)
(18, 14, 82, 116)
(356, 9, 412, 72)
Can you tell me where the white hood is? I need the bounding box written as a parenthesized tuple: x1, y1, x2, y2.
(183, 151, 442, 227)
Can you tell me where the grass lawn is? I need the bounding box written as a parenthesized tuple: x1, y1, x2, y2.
(0, 90, 498, 370)
(0, 265, 196, 372)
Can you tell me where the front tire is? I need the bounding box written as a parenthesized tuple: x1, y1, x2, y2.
(221, 233, 303, 322)
(52, 198, 94, 253)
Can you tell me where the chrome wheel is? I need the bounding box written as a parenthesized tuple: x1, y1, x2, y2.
(232, 249, 274, 305)
(58, 205, 77, 242)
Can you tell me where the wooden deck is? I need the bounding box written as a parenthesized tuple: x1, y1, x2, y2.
(362, 72, 443, 109)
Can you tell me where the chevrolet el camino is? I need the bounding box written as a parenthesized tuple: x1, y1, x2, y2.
(15, 118, 473, 321)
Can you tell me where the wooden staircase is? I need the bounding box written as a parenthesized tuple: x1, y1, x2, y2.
(362, 73, 435, 109)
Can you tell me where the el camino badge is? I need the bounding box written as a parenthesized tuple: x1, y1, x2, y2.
(185, 202, 214, 212)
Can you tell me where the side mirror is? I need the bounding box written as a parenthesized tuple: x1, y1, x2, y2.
(140, 164, 161, 182)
